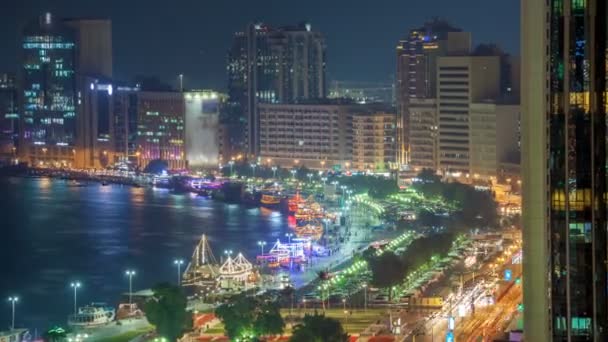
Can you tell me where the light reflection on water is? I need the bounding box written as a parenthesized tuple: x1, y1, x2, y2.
(0, 177, 289, 330)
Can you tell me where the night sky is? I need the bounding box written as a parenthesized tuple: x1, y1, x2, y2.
(1, 0, 519, 90)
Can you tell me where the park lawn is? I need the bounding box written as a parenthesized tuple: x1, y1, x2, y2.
(101, 326, 154, 342)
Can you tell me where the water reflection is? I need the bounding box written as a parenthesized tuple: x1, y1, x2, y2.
(0, 177, 289, 330)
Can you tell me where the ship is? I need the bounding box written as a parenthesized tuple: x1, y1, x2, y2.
(260, 194, 281, 208)
(294, 220, 324, 241)
(182, 234, 220, 287)
(67, 303, 115, 327)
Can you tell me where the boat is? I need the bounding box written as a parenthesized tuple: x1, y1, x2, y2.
(294, 221, 324, 241)
(101, 181, 109, 186)
(68, 303, 115, 327)
(260, 194, 281, 208)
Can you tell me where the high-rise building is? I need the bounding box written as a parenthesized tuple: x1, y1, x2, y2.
(135, 91, 186, 170)
(352, 112, 396, 171)
(436, 55, 500, 174)
(522, 0, 607, 340)
(184, 91, 225, 169)
(0, 73, 18, 161)
(227, 22, 326, 157)
(395, 19, 467, 165)
(19, 13, 112, 167)
(258, 102, 352, 170)
(77, 78, 139, 169)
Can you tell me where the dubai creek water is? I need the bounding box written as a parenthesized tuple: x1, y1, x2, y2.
(0, 177, 290, 331)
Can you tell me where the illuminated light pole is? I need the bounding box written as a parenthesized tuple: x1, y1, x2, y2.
(125, 270, 136, 305)
(285, 233, 293, 244)
(174, 259, 184, 285)
(340, 185, 347, 207)
(307, 173, 313, 183)
(70, 282, 81, 314)
(228, 160, 234, 177)
(179, 74, 184, 92)
(8, 296, 18, 330)
(257, 241, 267, 255)
(290, 169, 297, 180)
(271, 166, 278, 179)
(321, 177, 327, 185)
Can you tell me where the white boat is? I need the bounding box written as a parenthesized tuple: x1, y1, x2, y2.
(68, 303, 115, 327)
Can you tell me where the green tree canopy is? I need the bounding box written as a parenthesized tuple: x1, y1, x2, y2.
(215, 293, 285, 340)
(367, 251, 405, 300)
(144, 283, 191, 342)
(290, 313, 349, 342)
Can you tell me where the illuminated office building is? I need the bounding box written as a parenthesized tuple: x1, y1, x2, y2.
(258, 102, 352, 170)
(227, 22, 326, 157)
(522, 0, 607, 340)
(351, 112, 396, 171)
(135, 92, 186, 170)
(20, 13, 112, 167)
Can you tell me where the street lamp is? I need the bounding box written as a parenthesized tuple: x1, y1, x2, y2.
(174, 259, 184, 285)
(271, 166, 278, 179)
(257, 241, 267, 255)
(70, 282, 81, 315)
(285, 233, 293, 244)
(307, 173, 313, 183)
(8, 296, 18, 330)
(125, 270, 136, 305)
(321, 177, 327, 185)
(250, 163, 257, 178)
(290, 169, 297, 180)
(224, 249, 233, 257)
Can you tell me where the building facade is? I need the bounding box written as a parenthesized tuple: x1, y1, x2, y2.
(0, 73, 18, 161)
(227, 22, 326, 157)
(408, 98, 437, 171)
(395, 19, 467, 165)
(436, 55, 500, 174)
(352, 112, 396, 171)
(19, 13, 112, 167)
(258, 102, 351, 170)
(522, 0, 607, 340)
(76, 78, 139, 169)
(184, 91, 224, 169)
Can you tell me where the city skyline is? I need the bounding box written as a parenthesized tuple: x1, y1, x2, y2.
(1, 0, 520, 89)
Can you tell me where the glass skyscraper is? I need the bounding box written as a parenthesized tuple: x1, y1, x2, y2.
(522, 0, 607, 340)
(21, 13, 76, 160)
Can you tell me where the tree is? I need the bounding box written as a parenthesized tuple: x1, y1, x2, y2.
(367, 251, 405, 301)
(144, 283, 191, 342)
(290, 313, 349, 342)
(215, 293, 285, 340)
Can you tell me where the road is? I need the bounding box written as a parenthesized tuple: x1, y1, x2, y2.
(402, 257, 522, 342)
